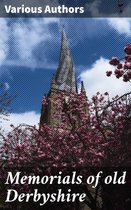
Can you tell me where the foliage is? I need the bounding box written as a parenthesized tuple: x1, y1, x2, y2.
(106, 44, 131, 82)
(1, 91, 130, 168)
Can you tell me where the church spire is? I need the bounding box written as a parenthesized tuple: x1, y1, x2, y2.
(40, 30, 88, 127)
(54, 30, 76, 92)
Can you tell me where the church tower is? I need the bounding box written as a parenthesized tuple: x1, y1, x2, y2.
(40, 30, 87, 127)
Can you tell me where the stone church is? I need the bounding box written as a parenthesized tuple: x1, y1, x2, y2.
(40, 30, 87, 127)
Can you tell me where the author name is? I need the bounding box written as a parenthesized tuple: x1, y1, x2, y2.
(4, 5, 85, 14)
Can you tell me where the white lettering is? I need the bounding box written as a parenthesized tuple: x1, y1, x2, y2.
(5, 189, 18, 202)
(5, 172, 21, 185)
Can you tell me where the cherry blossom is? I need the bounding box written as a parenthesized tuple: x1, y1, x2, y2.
(107, 44, 131, 82)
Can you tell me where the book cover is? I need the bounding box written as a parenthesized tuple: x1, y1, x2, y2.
(0, 1, 131, 210)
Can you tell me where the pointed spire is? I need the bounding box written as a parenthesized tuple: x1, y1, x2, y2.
(54, 30, 76, 92)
